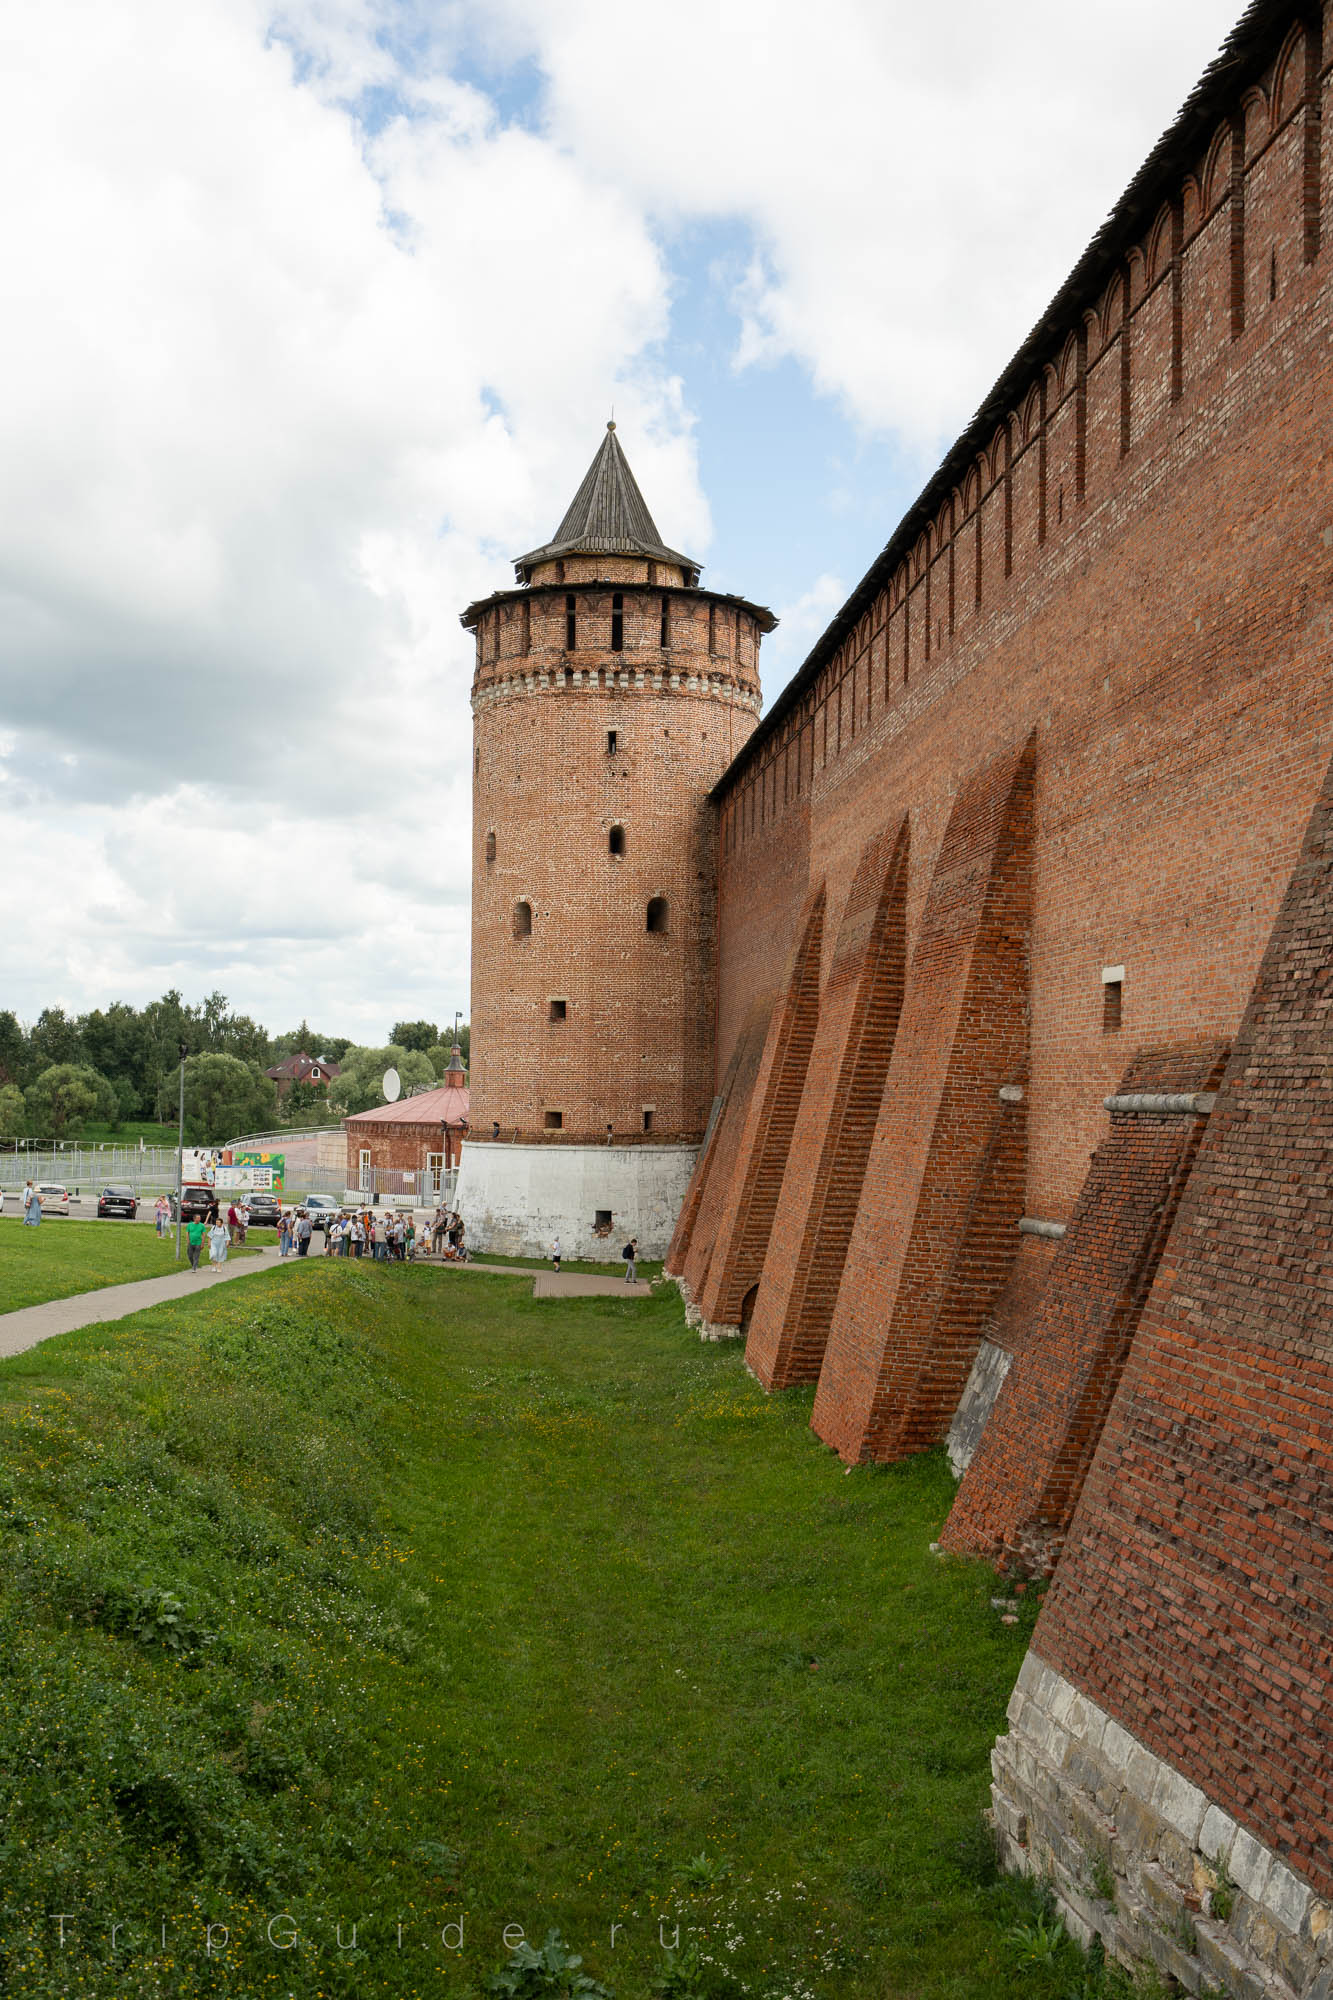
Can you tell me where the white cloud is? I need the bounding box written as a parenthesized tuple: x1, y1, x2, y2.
(0, 0, 703, 1028)
(477, 0, 1244, 447)
(765, 573, 848, 693)
(0, 0, 1252, 1033)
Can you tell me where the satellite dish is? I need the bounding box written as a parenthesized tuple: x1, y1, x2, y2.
(382, 1067, 402, 1103)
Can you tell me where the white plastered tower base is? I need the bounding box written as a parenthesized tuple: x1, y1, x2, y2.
(455, 1140, 699, 1261)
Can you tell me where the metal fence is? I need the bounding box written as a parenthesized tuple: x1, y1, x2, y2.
(0, 1145, 455, 1210)
(344, 1166, 458, 1208)
(0, 1144, 181, 1194)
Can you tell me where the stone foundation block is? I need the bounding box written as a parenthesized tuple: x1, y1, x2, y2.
(1231, 1827, 1274, 1904)
(990, 1652, 1321, 2000)
(1267, 1860, 1315, 1936)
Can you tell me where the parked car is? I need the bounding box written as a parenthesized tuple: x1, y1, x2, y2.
(245, 1192, 282, 1227)
(36, 1182, 71, 1216)
(301, 1194, 342, 1230)
(171, 1183, 214, 1222)
(97, 1184, 139, 1219)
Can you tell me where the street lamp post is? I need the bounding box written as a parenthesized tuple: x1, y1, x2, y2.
(174, 1042, 187, 1262)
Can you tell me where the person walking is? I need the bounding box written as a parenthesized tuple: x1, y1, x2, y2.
(278, 1211, 292, 1257)
(227, 1202, 241, 1246)
(185, 1215, 206, 1271)
(208, 1217, 229, 1265)
(238, 1201, 250, 1245)
(295, 1211, 312, 1258)
(154, 1194, 169, 1237)
(623, 1236, 638, 1285)
(21, 1180, 41, 1227)
(551, 1235, 561, 1274)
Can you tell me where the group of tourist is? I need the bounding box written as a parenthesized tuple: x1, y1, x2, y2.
(431, 1207, 469, 1260)
(273, 1207, 451, 1261)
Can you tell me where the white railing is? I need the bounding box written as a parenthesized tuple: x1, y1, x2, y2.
(0, 1143, 181, 1193)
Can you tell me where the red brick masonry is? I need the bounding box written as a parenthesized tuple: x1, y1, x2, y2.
(1030, 745, 1333, 1903)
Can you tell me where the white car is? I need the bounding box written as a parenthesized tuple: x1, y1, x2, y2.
(34, 1182, 71, 1216)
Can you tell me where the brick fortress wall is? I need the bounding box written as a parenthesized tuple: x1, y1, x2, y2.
(675, 0, 1333, 1391)
(666, 5, 1333, 1989)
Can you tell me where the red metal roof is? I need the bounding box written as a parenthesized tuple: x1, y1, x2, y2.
(343, 1083, 470, 1127)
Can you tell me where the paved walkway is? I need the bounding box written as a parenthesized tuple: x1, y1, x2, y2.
(0, 1249, 653, 1362)
(530, 1270, 653, 1299)
(0, 1246, 287, 1360)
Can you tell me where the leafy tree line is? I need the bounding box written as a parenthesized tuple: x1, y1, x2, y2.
(0, 997, 469, 1146)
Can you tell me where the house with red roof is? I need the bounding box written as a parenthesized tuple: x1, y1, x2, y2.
(343, 1048, 470, 1203)
(265, 1051, 342, 1097)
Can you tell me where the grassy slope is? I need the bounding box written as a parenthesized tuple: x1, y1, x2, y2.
(74, 1121, 183, 1147)
(0, 1265, 1137, 2000)
(0, 1218, 256, 1313)
(469, 1250, 665, 1279)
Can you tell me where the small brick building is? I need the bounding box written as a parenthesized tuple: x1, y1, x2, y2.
(265, 1052, 341, 1098)
(343, 1051, 469, 1201)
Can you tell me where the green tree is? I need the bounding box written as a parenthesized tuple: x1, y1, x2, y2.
(24, 1064, 116, 1141)
(0, 1011, 24, 1087)
(81, 1002, 152, 1115)
(271, 1024, 355, 1065)
(329, 1045, 436, 1116)
(182, 1054, 277, 1146)
(112, 1077, 140, 1128)
(0, 1081, 25, 1134)
(391, 1020, 440, 1053)
(283, 1077, 335, 1125)
(29, 1007, 84, 1074)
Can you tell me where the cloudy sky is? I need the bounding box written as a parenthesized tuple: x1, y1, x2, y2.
(1, 0, 1242, 1041)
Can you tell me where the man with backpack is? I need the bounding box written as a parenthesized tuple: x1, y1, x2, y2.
(623, 1237, 638, 1284)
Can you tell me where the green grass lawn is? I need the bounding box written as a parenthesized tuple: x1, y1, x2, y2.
(72, 1120, 182, 1147)
(469, 1250, 665, 1280)
(0, 1266, 1147, 2000)
(0, 1218, 261, 1313)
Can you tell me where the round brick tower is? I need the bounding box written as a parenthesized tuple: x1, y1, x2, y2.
(455, 423, 775, 1258)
